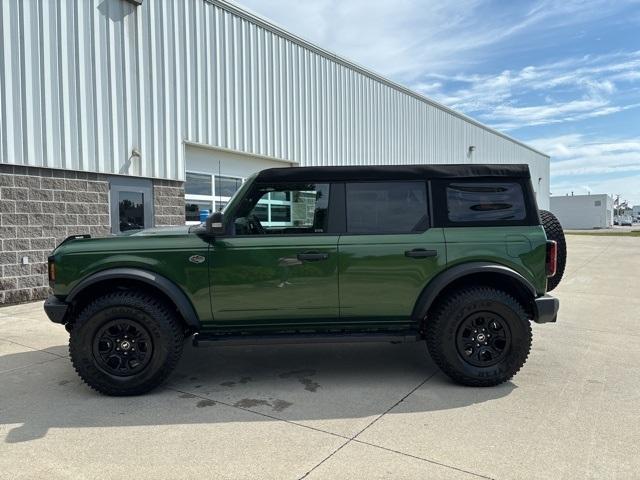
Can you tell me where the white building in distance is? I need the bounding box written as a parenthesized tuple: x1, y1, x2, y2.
(550, 194, 614, 230)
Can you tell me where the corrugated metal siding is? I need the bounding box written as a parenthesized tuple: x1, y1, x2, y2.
(0, 0, 549, 205)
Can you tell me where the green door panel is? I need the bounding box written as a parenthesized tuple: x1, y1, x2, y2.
(444, 226, 548, 294)
(209, 235, 340, 327)
(337, 229, 447, 324)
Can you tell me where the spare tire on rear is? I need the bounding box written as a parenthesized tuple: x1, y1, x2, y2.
(540, 209, 566, 292)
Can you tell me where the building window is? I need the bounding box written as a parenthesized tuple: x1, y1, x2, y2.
(184, 172, 244, 224)
(118, 191, 145, 232)
(185, 172, 212, 196)
(595, 200, 602, 207)
(185, 201, 213, 222)
(216, 176, 243, 197)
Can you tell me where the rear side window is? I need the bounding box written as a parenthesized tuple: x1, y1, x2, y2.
(346, 181, 428, 234)
(446, 182, 526, 223)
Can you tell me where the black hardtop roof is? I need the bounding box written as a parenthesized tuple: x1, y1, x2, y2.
(255, 164, 531, 183)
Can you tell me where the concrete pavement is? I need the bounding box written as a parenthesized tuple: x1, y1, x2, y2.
(1, 235, 639, 479)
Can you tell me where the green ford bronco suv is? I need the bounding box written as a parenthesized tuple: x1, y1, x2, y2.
(44, 164, 565, 396)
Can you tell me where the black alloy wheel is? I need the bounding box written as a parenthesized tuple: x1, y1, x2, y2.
(92, 319, 154, 377)
(455, 312, 511, 367)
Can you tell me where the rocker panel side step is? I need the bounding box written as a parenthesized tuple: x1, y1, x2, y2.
(192, 331, 420, 347)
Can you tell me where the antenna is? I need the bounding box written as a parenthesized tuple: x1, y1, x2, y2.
(218, 160, 222, 211)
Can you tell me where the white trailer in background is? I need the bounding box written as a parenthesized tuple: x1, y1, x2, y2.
(550, 194, 614, 230)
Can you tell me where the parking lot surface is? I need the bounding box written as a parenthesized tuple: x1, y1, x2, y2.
(1, 235, 639, 479)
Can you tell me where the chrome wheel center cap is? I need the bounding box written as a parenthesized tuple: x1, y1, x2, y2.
(120, 340, 131, 351)
(476, 333, 486, 343)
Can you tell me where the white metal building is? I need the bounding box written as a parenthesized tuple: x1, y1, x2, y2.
(550, 194, 614, 230)
(1, 0, 550, 203)
(0, 0, 550, 303)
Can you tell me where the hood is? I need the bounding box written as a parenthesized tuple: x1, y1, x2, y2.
(129, 225, 193, 236)
(52, 225, 195, 256)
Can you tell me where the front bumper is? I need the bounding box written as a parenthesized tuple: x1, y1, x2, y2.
(533, 294, 559, 324)
(44, 296, 69, 324)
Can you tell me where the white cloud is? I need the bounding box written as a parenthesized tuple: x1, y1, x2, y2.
(416, 50, 640, 130)
(528, 133, 640, 203)
(528, 134, 640, 205)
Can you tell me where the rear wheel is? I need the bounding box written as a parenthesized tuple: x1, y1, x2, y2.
(540, 209, 566, 291)
(69, 291, 184, 396)
(425, 287, 532, 387)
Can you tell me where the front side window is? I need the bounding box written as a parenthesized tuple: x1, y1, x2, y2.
(446, 182, 526, 223)
(234, 183, 330, 235)
(346, 181, 428, 234)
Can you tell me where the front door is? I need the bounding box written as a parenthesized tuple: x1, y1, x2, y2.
(210, 183, 339, 328)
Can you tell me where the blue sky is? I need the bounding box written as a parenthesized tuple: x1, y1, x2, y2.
(235, 0, 640, 205)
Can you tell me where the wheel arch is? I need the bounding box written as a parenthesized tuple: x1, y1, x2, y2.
(412, 262, 537, 325)
(66, 268, 201, 331)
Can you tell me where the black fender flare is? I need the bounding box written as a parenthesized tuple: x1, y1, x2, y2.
(66, 268, 201, 329)
(412, 262, 537, 321)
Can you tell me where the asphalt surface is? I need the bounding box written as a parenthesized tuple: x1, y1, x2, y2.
(1, 235, 639, 479)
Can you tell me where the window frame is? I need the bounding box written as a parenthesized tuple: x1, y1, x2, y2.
(432, 177, 538, 227)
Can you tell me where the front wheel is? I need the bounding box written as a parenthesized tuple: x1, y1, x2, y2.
(69, 291, 184, 396)
(425, 287, 532, 387)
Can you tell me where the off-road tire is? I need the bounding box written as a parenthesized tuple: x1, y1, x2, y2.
(425, 287, 532, 387)
(540, 209, 566, 291)
(69, 291, 184, 396)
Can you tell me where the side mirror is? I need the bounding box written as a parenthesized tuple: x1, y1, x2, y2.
(205, 211, 225, 235)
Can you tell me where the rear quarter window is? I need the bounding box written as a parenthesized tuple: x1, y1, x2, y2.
(446, 182, 527, 223)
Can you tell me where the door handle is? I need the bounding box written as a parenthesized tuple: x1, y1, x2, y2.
(404, 248, 438, 258)
(297, 252, 329, 262)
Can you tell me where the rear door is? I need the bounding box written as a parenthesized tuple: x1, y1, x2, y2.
(337, 181, 446, 327)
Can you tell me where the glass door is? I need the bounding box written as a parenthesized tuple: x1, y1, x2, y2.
(108, 177, 154, 234)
